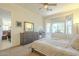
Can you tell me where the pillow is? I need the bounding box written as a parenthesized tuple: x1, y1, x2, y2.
(71, 35, 79, 50)
(51, 33, 67, 40)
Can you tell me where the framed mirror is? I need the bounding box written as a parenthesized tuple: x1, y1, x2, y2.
(24, 22, 34, 32)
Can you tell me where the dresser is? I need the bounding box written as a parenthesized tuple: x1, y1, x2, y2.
(20, 32, 39, 45)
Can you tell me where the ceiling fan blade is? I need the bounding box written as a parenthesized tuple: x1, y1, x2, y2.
(48, 3, 57, 6)
(47, 8, 52, 11)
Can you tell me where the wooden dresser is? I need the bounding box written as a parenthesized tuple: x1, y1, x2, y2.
(20, 32, 39, 45)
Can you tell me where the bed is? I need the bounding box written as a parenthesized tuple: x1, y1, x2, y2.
(31, 37, 79, 56)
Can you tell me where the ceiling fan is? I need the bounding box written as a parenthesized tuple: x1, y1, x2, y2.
(39, 3, 57, 11)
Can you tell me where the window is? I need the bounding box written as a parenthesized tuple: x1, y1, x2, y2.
(52, 22, 64, 33)
(46, 23, 51, 33)
(52, 23, 58, 33)
(58, 23, 64, 33)
(45, 15, 73, 35)
(66, 15, 73, 34)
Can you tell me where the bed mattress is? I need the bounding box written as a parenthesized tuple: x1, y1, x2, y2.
(31, 38, 79, 56)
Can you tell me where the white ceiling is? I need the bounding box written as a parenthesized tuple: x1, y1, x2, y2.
(16, 3, 79, 17)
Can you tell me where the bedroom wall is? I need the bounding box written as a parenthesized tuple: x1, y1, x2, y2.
(44, 8, 79, 39)
(73, 9, 79, 34)
(0, 4, 44, 47)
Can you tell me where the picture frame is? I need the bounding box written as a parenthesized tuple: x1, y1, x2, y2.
(16, 21, 22, 27)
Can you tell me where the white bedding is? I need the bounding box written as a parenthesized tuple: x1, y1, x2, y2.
(31, 38, 79, 56)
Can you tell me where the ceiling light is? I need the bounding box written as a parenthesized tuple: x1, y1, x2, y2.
(44, 3, 48, 9)
(44, 4, 48, 9)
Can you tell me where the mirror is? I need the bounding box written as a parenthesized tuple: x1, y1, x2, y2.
(24, 22, 34, 32)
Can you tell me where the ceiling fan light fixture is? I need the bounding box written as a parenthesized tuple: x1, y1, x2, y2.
(44, 4, 48, 9)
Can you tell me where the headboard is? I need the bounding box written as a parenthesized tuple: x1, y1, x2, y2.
(51, 33, 67, 40)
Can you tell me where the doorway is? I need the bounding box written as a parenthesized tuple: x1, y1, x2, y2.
(0, 8, 11, 50)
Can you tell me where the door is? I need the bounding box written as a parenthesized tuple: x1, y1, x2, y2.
(0, 17, 2, 43)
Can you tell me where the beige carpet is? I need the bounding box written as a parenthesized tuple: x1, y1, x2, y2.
(0, 40, 11, 50)
(0, 44, 41, 56)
